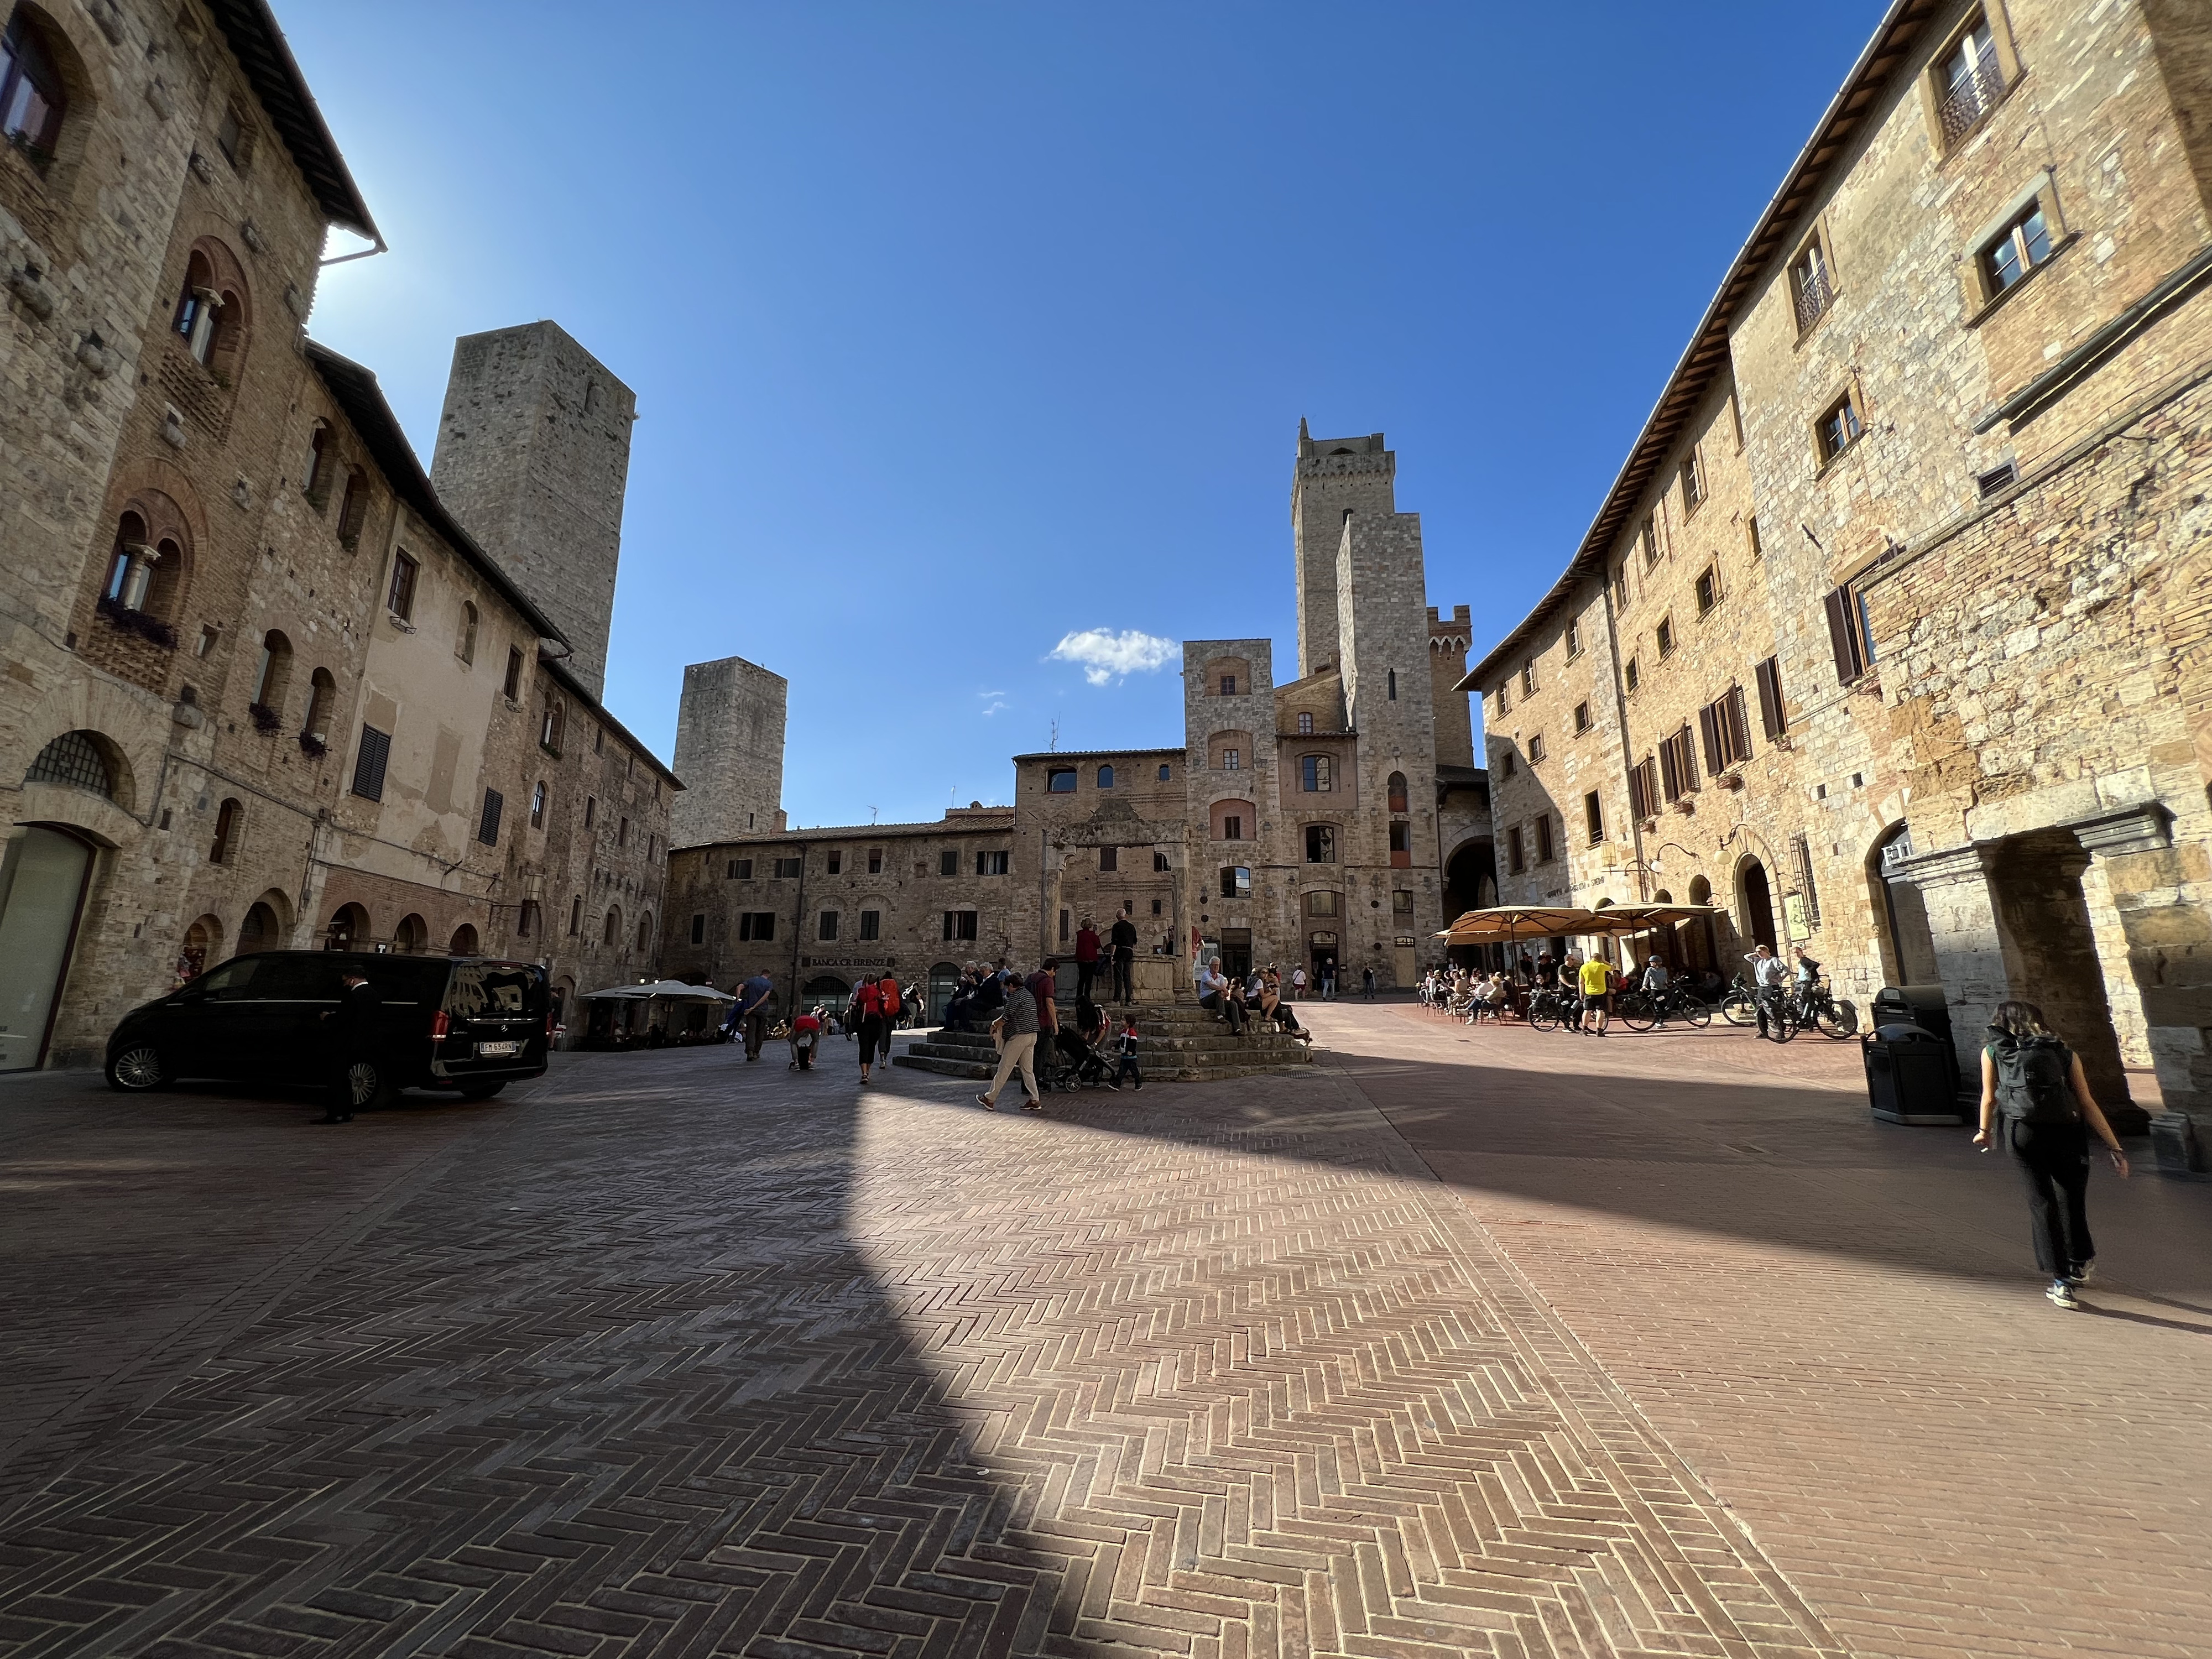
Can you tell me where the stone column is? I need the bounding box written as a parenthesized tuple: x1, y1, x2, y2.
(2077, 805, 2209, 1132)
(1891, 842, 2019, 1048)
(1039, 842, 1073, 966)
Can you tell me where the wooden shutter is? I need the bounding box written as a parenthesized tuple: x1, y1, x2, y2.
(1627, 763, 1648, 821)
(350, 724, 390, 801)
(478, 787, 504, 846)
(1658, 739, 1680, 802)
(1824, 587, 1865, 683)
(1676, 724, 1699, 791)
(1755, 655, 1785, 738)
(1699, 702, 1724, 774)
(1725, 685, 1753, 764)
(1793, 833, 1823, 924)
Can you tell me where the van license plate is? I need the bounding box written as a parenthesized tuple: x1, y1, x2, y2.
(476, 1040, 519, 1058)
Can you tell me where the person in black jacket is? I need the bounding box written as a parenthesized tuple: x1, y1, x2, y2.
(1973, 999, 2130, 1309)
(320, 968, 380, 1124)
(1109, 909, 1140, 1004)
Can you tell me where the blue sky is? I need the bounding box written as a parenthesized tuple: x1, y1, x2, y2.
(294, 1, 1885, 830)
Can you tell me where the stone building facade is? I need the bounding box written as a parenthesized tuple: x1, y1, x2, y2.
(1465, 0, 2212, 1145)
(669, 654, 786, 849)
(0, 0, 670, 1070)
(664, 429, 1489, 1003)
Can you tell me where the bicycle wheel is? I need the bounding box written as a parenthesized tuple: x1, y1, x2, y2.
(1818, 998, 1860, 1039)
(1617, 991, 1656, 1032)
(1678, 993, 1712, 1029)
(1720, 992, 1757, 1026)
(1766, 1001, 1801, 1042)
(1528, 998, 1559, 1032)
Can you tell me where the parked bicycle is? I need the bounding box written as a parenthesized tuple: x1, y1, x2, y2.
(1719, 972, 1761, 1027)
(1786, 977, 1860, 1039)
(1617, 984, 1712, 1030)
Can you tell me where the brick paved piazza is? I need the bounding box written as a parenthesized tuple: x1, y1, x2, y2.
(3, 1008, 2208, 1659)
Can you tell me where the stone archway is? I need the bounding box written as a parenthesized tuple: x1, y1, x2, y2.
(1736, 857, 1777, 952)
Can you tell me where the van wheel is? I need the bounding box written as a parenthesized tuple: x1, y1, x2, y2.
(459, 1081, 506, 1100)
(107, 1044, 166, 1092)
(346, 1060, 390, 1110)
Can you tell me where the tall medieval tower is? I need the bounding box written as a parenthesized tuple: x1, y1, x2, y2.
(1291, 424, 1398, 679)
(670, 656, 789, 848)
(431, 322, 637, 700)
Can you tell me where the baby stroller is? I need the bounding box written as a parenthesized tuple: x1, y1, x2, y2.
(1048, 1025, 1117, 1089)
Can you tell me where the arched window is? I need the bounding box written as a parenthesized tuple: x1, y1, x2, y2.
(1097, 765, 1114, 789)
(302, 423, 330, 501)
(103, 512, 153, 611)
(530, 781, 547, 828)
(1387, 771, 1408, 813)
(1297, 711, 1314, 734)
(604, 905, 622, 947)
(24, 729, 116, 800)
(335, 469, 368, 547)
(209, 797, 242, 864)
(179, 914, 222, 983)
(1387, 669, 1398, 700)
(238, 899, 280, 954)
(1, 11, 69, 159)
(540, 700, 564, 755)
(392, 913, 428, 954)
(172, 252, 221, 364)
(458, 601, 478, 665)
(251, 629, 292, 723)
(448, 923, 480, 957)
(325, 902, 369, 951)
(300, 668, 335, 750)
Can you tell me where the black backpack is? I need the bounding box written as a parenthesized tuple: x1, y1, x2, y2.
(1990, 1032, 2079, 1125)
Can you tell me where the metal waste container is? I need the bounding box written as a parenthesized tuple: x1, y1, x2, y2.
(1863, 1023, 1965, 1124)
(1872, 984, 1961, 1095)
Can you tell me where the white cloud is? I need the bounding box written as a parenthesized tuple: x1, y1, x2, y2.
(1049, 628, 1177, 687)
(976, 688, 1009, 717)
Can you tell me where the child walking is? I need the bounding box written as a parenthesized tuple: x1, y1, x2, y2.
(1114, 1015, 1142, 1091)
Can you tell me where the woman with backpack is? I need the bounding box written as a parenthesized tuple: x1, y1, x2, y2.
(1974, 1000, 2130, 1309)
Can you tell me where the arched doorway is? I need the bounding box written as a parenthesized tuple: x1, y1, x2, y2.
(325, 902, 369, 951)
(1738, 858, 1778, 952)
(448, 922, 481, 957)
(801, 974, 850, 1013)
(0, 824, 98, 1071)
(1871, 823, 1939, 984)
(179, 914, 223, 984)
(239, 898, 282, 954)
(1443, 838, 1495, 922)
(392, 913, 429, 954)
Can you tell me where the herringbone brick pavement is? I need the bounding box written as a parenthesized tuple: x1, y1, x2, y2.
(1, 1045, 1841, 1658)
(1323, 1003, 2212, 1659)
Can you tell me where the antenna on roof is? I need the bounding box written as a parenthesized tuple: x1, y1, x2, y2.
(1048, 717, 1060, 752)
(869, 805, 879, 824)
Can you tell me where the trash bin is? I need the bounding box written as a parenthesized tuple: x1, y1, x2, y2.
(1863, 1022, 1966, 1124)
(1872, 984, 1961, 1095)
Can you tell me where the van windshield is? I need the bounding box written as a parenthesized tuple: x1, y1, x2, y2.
(446, 963, 535, 1018)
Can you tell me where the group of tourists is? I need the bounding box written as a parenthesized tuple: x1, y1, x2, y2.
(974, 957, 1143, 1110)
(1193, 958, 1316, 1042)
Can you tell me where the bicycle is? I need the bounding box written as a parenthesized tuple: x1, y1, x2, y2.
(1753, 984, 1800, 1041)
(1788, 978, 1860, 1039)
(1525, 987, 1581, 1032)
(1718, 972, 1761, 1027)
(1618, 984, 1712, 1031)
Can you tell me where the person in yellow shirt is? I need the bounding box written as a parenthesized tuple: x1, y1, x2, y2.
(1577, 953, 1619, 1035)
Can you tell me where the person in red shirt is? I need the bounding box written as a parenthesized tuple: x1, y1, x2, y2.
(874, 971, 901, 1067)
(855, 973, 887, 1086)
(1073, 919, 1102, 1005)
(789, 1006, 823, 1071)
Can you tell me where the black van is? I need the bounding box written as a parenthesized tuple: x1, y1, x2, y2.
(105, 952, 551, 1104)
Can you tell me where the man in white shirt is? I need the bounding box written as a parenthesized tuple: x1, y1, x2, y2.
(1746, 944, 1790, 1036)
(1197, 958, 1245, 1035)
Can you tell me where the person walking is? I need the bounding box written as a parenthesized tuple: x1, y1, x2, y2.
(317, 967, 380, 1123)
(1113, 1014, 1142, 1090)
(1290, 964, 1307, 1001)
(977, 972, 1042, 1112)
(855, 972, 887, 1086)
(1974, 1000, 2130, 1308)
(1578, 953, 1618, 1035)
(1361, 965, 1376, 1001)
(1074, 918, 1101, 1005)
(875, 969, 902, 1067)
(1109, 909, 1139, 1004)
(1745, 944, 1788, 1037)
(731, 970, 775, 1061)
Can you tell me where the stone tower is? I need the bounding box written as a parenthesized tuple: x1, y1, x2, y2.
(430, 322, 637, 700)
(1291, 423, 1398, 680)
(1427, 604, 1474, 768)
(670, 655, 789, 848)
